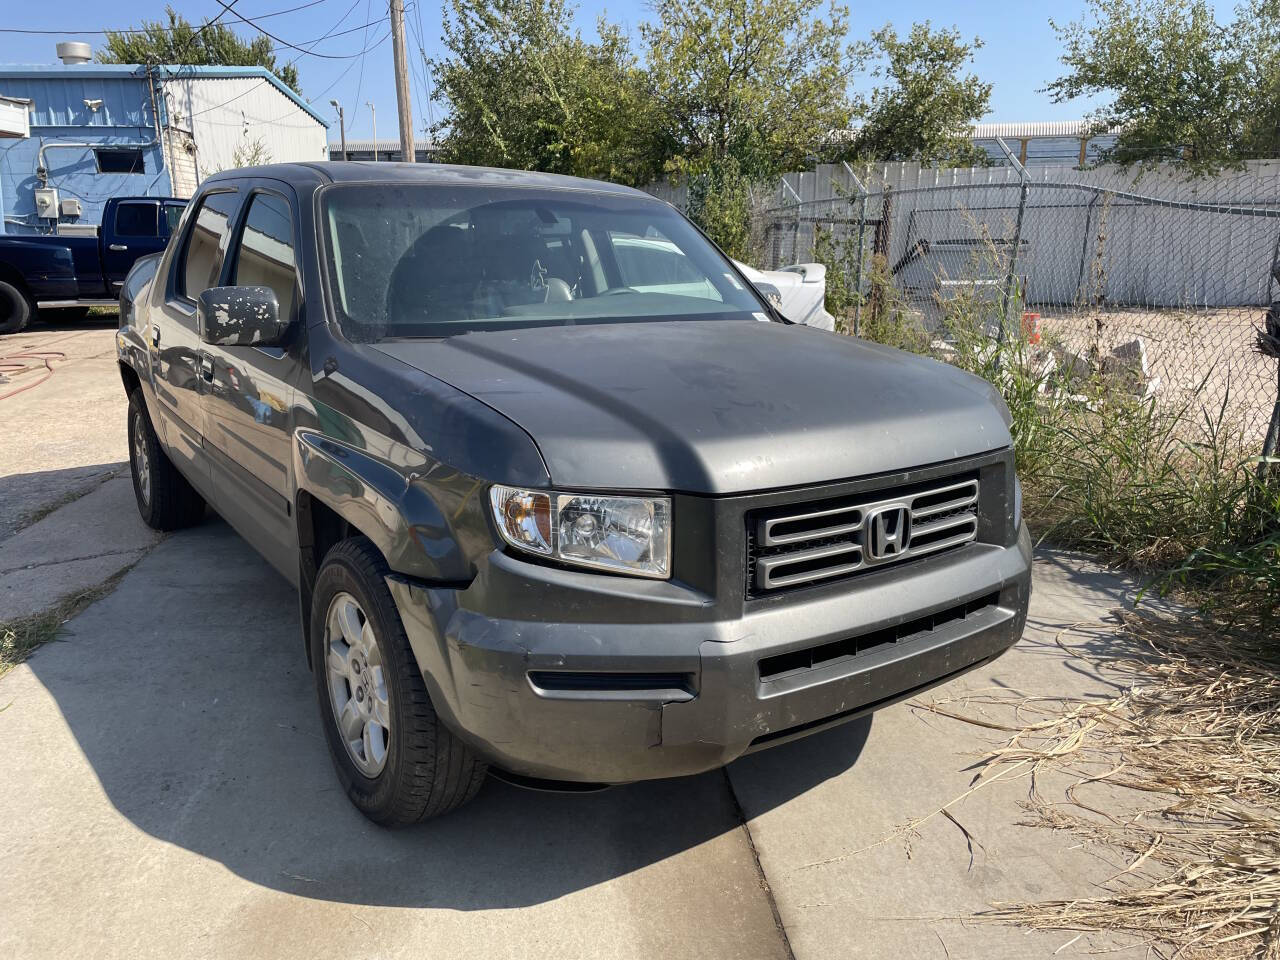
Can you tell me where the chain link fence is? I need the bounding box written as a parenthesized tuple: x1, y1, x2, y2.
(651, 160, 1280, 450)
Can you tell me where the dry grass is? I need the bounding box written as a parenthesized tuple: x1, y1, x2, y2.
(926, 612, 1280, 958)
(0, 567, 131, 678)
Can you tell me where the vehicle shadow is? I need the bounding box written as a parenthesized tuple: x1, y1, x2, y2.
(23, 517, 873, 909)
(17, 305, 120, 339)
(0, 461, 126, 540)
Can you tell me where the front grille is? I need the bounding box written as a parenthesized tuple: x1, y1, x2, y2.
(747, 473, 980, 596)
(758, 591, 1000, 683)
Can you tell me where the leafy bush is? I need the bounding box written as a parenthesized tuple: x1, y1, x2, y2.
(812, 225, 860, 329)
(685, 158, 754, 261)
(854, 254, 931, 353)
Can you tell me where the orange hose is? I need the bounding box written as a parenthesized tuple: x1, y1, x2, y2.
(0, 351, 66, 401)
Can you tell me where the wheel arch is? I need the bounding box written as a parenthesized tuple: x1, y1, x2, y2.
(118, 360, 142, 398)
(293, 433, 478, 668)
(0, 260, 33, 299)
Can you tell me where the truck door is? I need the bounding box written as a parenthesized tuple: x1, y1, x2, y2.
(198, 185, 303, 578)
(148, 188, 239, 490)
(104, 201, 169, 292)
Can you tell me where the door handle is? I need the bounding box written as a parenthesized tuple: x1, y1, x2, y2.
(109, 243, 128, 251)
(150, 325, 161, 348)
(200, 356, 214, 382)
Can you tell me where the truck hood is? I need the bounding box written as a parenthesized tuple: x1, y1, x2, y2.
(371, 320, 1011, 494)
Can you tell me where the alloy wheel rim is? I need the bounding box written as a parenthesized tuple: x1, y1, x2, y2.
(324, 592, 391, 777)
(132, 413, 151, 505)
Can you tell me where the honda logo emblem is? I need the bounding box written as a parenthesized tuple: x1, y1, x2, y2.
(865, 505, 910, 561)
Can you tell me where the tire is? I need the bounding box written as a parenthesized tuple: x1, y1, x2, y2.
(311, 536, 487, 826)
(0, 279, 34, 335)
(127, 389, 206, 530)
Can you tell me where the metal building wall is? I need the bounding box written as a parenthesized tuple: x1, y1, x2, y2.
(162, 74, 328, 185)
(0, 69, 171, 234)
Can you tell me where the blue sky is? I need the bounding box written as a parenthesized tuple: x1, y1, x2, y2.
(0, 0, 1126, 141)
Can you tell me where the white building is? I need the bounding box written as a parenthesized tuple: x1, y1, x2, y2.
(161, 65, 330, 195)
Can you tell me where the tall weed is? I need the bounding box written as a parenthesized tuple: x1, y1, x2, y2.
(850, 262, 1277, 607)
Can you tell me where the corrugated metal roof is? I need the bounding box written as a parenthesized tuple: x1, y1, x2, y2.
(0, 63, 328, 127)
(328, 139, 439, 152)
(970, 121, 1103, 139)
(0, 72, 153, 128)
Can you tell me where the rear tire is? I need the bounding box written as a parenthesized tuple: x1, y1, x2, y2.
(127, 389, 206, 530)
(0, 279, 34, 335)
(311, 536, 487, 826)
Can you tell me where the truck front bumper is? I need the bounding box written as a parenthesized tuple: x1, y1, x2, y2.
(387, 526, 1032, 783)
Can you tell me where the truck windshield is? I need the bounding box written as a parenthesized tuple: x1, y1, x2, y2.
(320, 183, 768, 341)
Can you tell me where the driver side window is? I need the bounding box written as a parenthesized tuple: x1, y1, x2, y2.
(177, 191, 238, 300)
(230, 193, 297, 322)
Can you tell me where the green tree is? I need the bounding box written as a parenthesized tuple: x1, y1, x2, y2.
(97, 5, 300, 93)
(429, 0, 668, 186)
(850, 22, 991, 166)
(639, 0, 856, 179)
(1231, 0, 1280, 160)
(1046, 0, 1280, 174)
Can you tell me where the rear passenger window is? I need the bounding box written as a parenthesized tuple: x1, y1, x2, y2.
(115, 203, 158, 237)
(163, 203, 186, 234)
(231, 193, 297, 321)
(179, 191, 238, 299)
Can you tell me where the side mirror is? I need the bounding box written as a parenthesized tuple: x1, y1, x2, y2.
(197, 286, 288, 346)
(754, 281, 783, 308)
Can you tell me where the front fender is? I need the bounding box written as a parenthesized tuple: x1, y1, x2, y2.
(295, 430, 485, 584)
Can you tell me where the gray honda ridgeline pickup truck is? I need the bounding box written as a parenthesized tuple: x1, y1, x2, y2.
(116, 163, 1031, 825)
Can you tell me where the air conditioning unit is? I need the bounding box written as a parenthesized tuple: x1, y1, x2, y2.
(0, 96, 30, 139)
(34, 187, 59, 219)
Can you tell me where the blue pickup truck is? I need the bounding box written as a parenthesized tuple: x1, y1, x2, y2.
(0, 196, 187, 334)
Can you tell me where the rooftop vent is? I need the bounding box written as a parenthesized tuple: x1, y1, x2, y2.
(55, 42, 92, 65)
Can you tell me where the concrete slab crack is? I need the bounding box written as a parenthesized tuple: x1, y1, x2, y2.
(722, 768, 797, 960)
(0, 547, 142, 575)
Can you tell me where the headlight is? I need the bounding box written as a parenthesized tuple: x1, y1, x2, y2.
(1013, 475, 1023, 531)
(488, 485, 671, 579)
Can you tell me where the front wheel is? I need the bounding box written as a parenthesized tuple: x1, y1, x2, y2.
(311, 537, 487, 826)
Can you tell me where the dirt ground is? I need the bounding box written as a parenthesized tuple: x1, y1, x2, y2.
(1038, 305, 1276, 443)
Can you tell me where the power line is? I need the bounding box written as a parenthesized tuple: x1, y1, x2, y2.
(270, 0, 361, 72)
(178, 26, 389, 124)
(403, 3, 429, 132)
(0, 0, 330, 36)
(270, 13, 388, 52)
(167, 0, 242, 66)
(405, 0, 435, 133)
(351, 0, 373, 115)
(212, 0, 385, 60)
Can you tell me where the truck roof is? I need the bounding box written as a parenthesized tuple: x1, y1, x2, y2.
(204, 161, 651, 198)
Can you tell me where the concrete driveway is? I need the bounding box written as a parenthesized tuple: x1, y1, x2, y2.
(2, 325, 1150, 959)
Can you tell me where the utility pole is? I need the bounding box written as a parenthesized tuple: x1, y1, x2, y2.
(366, 101, 377, 161)
(389, 0, 416, 162)
(329, 99, 346, 160)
